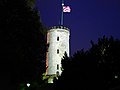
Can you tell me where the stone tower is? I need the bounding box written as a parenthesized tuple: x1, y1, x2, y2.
(46, 26, 70, 83)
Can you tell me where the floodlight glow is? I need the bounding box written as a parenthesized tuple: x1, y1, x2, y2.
(115, 75, 118, 78)
(26, 83, 30, 87)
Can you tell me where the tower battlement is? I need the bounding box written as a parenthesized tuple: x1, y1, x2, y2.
(48, 26, 69, 31)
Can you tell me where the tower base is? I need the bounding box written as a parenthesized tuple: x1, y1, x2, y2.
(47, 75, 59, 83)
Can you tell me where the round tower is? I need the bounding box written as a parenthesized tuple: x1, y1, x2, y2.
(46, 26, 70, 83)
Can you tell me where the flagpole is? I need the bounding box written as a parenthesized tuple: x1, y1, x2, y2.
(61, 0, 64, 25)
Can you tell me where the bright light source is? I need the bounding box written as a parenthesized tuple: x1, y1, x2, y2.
(26, 83, 30, 87)
(115, 75, 118, 79)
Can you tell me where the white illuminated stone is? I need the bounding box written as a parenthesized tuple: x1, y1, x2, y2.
(46, 26, 70, 81)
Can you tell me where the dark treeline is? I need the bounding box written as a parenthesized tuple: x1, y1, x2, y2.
(0, 0, 46, 90)
(54, 36, 120, 90)
(1, 0, 120, 90)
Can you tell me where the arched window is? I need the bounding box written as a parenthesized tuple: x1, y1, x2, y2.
(57, 36, 59, 41)
(57, 49, 59, 54)
(57, 64, 59, 70)
(56, 71, 59, 76)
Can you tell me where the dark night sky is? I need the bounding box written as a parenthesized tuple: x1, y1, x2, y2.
(35, 0, 120, 55)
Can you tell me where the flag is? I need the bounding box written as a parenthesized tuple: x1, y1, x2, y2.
(63, 6, 71, 12)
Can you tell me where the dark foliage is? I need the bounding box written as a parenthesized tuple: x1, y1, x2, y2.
(0, 0, 46, 89)
(54, 36, 120, 90)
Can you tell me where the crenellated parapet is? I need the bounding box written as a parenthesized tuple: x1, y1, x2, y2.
(48, 26, 69, 31)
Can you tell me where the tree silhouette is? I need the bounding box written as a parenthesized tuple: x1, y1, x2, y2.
(0, 0, 46, 89)
(89, 36, 120, 89)
(54, 36, 120, 90)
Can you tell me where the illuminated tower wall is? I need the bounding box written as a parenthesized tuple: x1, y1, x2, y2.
(46, 26, 70, 83)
